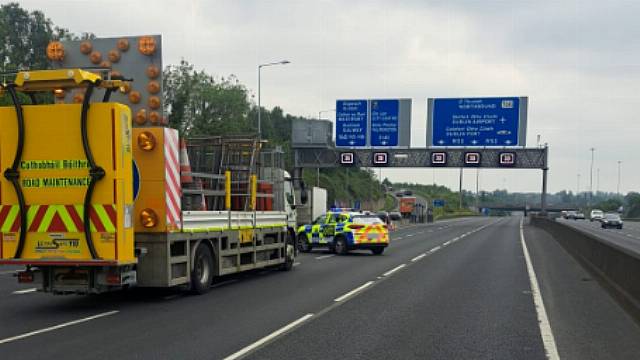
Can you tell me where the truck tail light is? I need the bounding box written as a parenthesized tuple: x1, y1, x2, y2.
(140, 208, 158, 228)
(106, 273, 121, 285)
(18, 271, 34, 283)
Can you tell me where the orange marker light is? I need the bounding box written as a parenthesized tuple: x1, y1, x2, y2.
(80, 41, 93, 54)
(138, 36, 156, 56)
(119, 82, 131, 94)
(140, 209, 158, 228)
(89, 51, 102, 64)
(108, 49, 121, 63)
(147, 81, 160, 94)
(46, 41, 65, 61)
(146, 64, 160, 79)
(129, 91, 141, 104)
(117, 38, 130, 51)
(73, 93, 84, 103)
(135, 109, 147, 125)
(149, 111, 161, 124)
(148, 96, 161, 110)
(137, 131, 156, 151)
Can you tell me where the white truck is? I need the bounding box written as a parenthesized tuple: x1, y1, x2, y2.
(295, 187, 328, 226)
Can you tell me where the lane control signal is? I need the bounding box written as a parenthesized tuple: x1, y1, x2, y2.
(431, 152, 447, 166)
(464, 152, 481, 166)
(340, 152, 355, 166)
(372, 152, 389, 166)
(499, 152, 516, 167)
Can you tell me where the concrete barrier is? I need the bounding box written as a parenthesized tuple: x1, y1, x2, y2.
(531, 216, 640, 319)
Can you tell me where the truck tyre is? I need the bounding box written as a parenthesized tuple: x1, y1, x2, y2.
(191, 244, 214, 294)
(297, 234, 312, 253)
(280, 235, 296, 271)
(371, 247, 384, 255)
(334, 236, 348, 255)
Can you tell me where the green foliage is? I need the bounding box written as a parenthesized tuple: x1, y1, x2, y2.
(625, 192, 640, 218)
(163, 60, 252, 137)
(303, 168, 383, 207)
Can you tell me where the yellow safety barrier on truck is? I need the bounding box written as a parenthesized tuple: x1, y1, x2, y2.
(0, 69, 134, 265)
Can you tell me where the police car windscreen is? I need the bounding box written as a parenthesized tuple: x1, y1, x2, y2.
(352, 216, 384, 225)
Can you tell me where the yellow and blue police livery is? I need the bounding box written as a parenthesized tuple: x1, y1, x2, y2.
(296, 210, 389, 255)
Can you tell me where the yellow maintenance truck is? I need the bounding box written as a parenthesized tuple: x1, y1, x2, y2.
(0, 36, 297, 294)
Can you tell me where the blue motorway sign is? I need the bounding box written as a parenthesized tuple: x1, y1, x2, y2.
(433, 199, 445, 208)
(370, 99, 399, 146)
(336, 100, 367, 147)
(429, 97, 527, 147)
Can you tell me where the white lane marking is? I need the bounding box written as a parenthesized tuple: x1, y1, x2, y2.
(430, 246, 442, 253)
(411, 253, 427, 262)
(315, 254, 335, 260)
(0, 310, 119, 345)
(223, 313, 314, 360)
(452, 236, 460, 241)
(0, 270, 17, 275)
(520, 217, 560, 360)
(382, 264, 407, 277)
(442, 240, 451, 246)
(427, 230, 433, 233)
(293, 262, 301, 267)
(334, 281, 374, 302)
(406, 234, 414, 237)
(395, 237, 404, 240)
(12, 288, 37, 294)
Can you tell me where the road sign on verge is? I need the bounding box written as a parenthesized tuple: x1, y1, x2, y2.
(433, 199, 445, 207)
(336, 100, 367, 147)
(427, 97, 527, 147)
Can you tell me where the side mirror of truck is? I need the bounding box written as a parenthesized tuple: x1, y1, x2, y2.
(299, 181, 308, 205)
(286, 193, 296, 209)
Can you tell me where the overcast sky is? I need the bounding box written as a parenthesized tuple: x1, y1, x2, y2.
(9, 0, 640, 195)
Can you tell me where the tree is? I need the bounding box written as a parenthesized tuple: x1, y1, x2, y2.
(163, 60, 252, 136)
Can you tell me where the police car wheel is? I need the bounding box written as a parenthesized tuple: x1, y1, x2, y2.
(371, 247, 384, 255)
(297, 234, 311, 253)
(334, 237, 347, 255)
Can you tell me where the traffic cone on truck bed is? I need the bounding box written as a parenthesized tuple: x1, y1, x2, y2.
(180, 138, 193, 184)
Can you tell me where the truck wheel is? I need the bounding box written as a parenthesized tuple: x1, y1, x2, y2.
(280, 236, 295, 271)
(371, 247, 384, 255)
(191, 245, 213, 294)
(297, 234, 312, 253)
(334, 236, 348, 255)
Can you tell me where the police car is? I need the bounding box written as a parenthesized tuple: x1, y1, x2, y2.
(296, 210, 389, 255)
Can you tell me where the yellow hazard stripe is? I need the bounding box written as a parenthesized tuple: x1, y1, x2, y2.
(94, 204, 116, 232)
(1, 205, 19, 232)
(56, 205, 78, 232)
(37, 205, 57, 233)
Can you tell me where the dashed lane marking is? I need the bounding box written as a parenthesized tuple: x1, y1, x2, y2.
(411, 253, 427, 262)
(12, 288, 37, 295)
(223, 313, 314, 360)
(334, 281, 374, 302)
(315, 254, 335, 260)
(382, 264, 407, 277)
(0, 311, 119, 345)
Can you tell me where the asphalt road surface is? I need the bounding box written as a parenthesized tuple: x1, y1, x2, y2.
(557, 217, 640, 254)
(1, 216, 639, 359)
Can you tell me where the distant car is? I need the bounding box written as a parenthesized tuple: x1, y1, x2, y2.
(376, 211, 396, 231)
(574, 212, 585, 220)
(565, 211, 577, 219)
(389, 212, 402, 221)
(601, 213, 623, 229)
(561, 211, 568, 219)
(590, 209, 604, 222)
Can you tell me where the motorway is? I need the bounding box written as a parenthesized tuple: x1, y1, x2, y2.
(1, 217, 640, 359)
(557, 218, 640, 254)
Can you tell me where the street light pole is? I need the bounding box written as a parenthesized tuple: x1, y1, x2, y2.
(589, 147, 595, 205)
(257, 60, 290, 139)
(617, 160, 622, 195)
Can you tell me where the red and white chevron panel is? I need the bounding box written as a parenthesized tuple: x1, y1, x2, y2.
(164, 128, 181, 231)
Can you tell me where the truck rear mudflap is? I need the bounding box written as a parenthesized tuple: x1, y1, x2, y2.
(17, 264, 137, 295)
